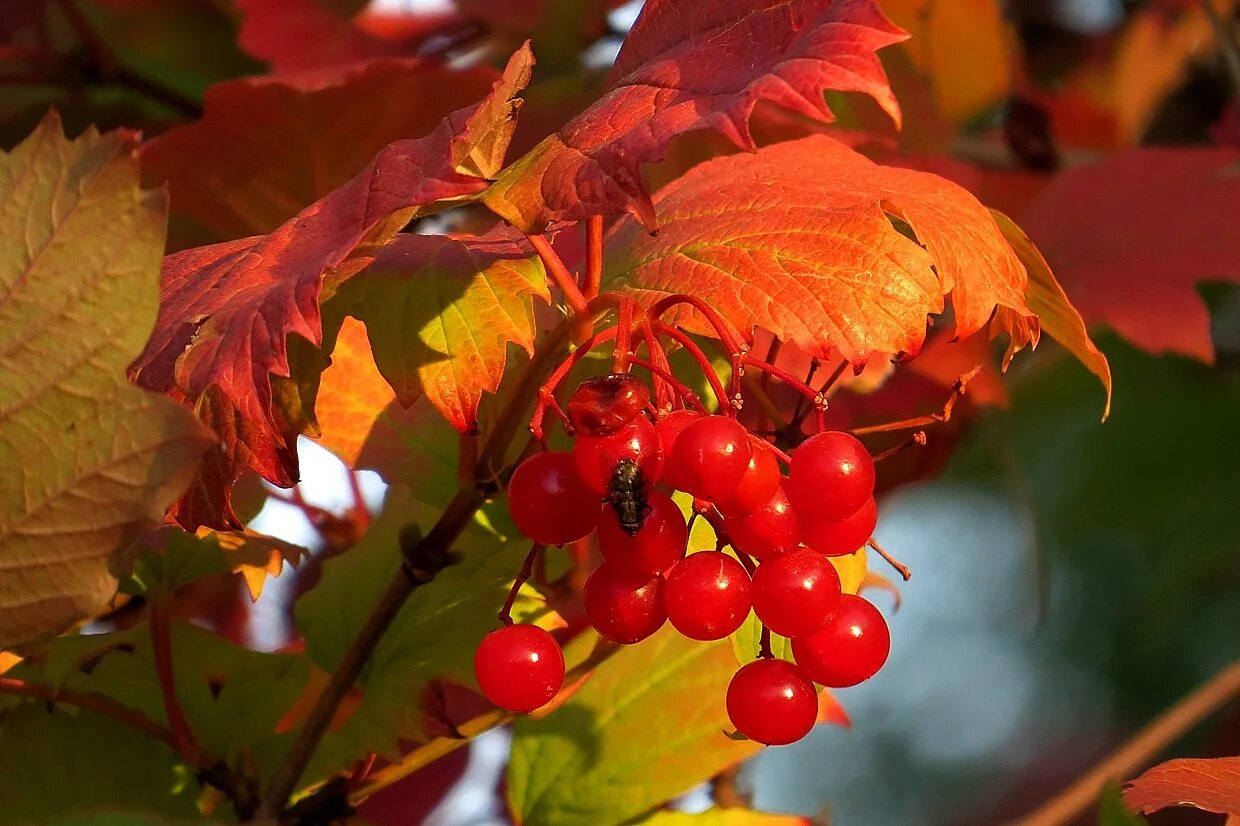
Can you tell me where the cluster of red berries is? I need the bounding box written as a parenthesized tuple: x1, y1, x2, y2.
(473, 374, 891, 746)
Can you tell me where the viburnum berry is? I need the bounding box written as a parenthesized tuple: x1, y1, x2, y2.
(654, 409, 703, 491)
(663, 551, 751, 640)
(574, 414, 664, 494)
(568, 373, 650, 436)
(787, 431, 875, 521)
(724, 480, 800, 560)
(751, 548, 842, 638)
(665, 414, 751, 502)
(507, 451, 601, 545)
(473, 624, 564, 713)
(801, 496, 877, 557)
(726, 658, 818, 745)
(584, 563, 667, 644)
(597, 490, 687, 573)
(716, 438, 781, 516)
(792, 594, 890, 688)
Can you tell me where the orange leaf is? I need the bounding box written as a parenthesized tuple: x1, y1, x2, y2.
(605, 134, 1035, 364)
(1124, 757, 1240, 817)
(315, 317, 396, 467)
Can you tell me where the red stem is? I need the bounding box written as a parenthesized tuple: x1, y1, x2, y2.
(649, 294, 744, 355)
(613, 298, 636, 372)
(636, 319, 676, 410)
(628, 358, 707, 412)
(652, 322, 732, 413)
(739, 355, 826, 430)
(529, 326, 619, 440)
(584, 216, 604, 300)
(148, 597, 200, 765)
(867, 538, 912, 581)
(499, 544, 545, 625)
(528, 234, 591, 341)
(850, 366, 979, 436)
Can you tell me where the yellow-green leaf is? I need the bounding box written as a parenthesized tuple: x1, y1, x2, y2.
(0, 114, 212, 648)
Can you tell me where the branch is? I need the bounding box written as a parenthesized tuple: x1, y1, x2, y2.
(0, 676, 185, 755)
(256, 320, 577, 818)
(1010, 658, 1240, 826)
(255, 494, 477, 816)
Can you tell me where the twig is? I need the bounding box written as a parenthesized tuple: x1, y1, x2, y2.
(850, 366, 979, 436)
(789, 360, 847, 431)
(873, 431, 927, 463)
(866, 538, 911, 581)
(1010, 658, 1240, 826)
(257, 319, 578, 818)
(256, 496, 476, 817)
(584, 215, 604, 300)
(0, 676, 188, 757)
(528, 234, 591, 342)
(149, 596, 200, 764)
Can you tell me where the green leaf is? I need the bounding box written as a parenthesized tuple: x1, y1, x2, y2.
(1099, 782, 1149, 826)
(3, 623, 309, 772)
(338, 230, 548, 431)
(295, 486, 558, 781)
(0, 114, 213, 648)
(0, 706, 200, 821)
(508, 626, 760, 826)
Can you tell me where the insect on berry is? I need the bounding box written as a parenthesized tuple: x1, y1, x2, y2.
(607, 457, 648, 534)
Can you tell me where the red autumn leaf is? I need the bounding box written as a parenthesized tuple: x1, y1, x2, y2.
(235, 0, 463, 71)
(603, 133, 1035, 365)
(1021, 147, 1240, 363)
(130, 45, 534, 529)
(142, 58, 499, 246)
(1124, 757, 1240, 817)
(483, 0, 907, 232)
(338, 227, 549, 431)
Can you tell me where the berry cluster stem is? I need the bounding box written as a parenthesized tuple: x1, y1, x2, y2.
(528, 233, 591, 343)
(149, 594, 200, 765)
(499, 543, 545, 625)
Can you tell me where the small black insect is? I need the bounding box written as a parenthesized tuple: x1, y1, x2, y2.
(607, 458, 649, 535)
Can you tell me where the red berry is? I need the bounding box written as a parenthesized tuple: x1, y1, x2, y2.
(792, 594, 890, 688)
(655, 409, 703, 491)
(574, 415, 664, 494)
(724, 480, 799, 560)
(717, 438, 781, 516)
(663, 551, 751, 640)
(474, 624, 565, 712)
(584, 564, 667, 644)
(598, 491, 688, 573)
(726, 659, 818, 745)
(568, 373, 650, 437)
(787, 432, 875, 521)
(751, 548, 842, 638)
(507, 452, 602, 545)
(801, 497, 877, 556)
(666, 415, 751, 502)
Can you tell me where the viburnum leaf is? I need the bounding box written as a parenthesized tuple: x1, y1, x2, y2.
(508, 626, 762, 826)
(129, 45, 533, 529)
(1021, 147, 1240, 363)
(295, 487, 558, 779)
(990, 211, 1112, 418)
(313, 317, 473, 506)
(603, 134, 1036, 365)
(337, 227, 549, 430)
(1124, 757, 1240, 817)
(483, 0, 907, 232)
(141, 58, 500, 247)
(0, 708, 200, 820)
(0, 114, 213, 648)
